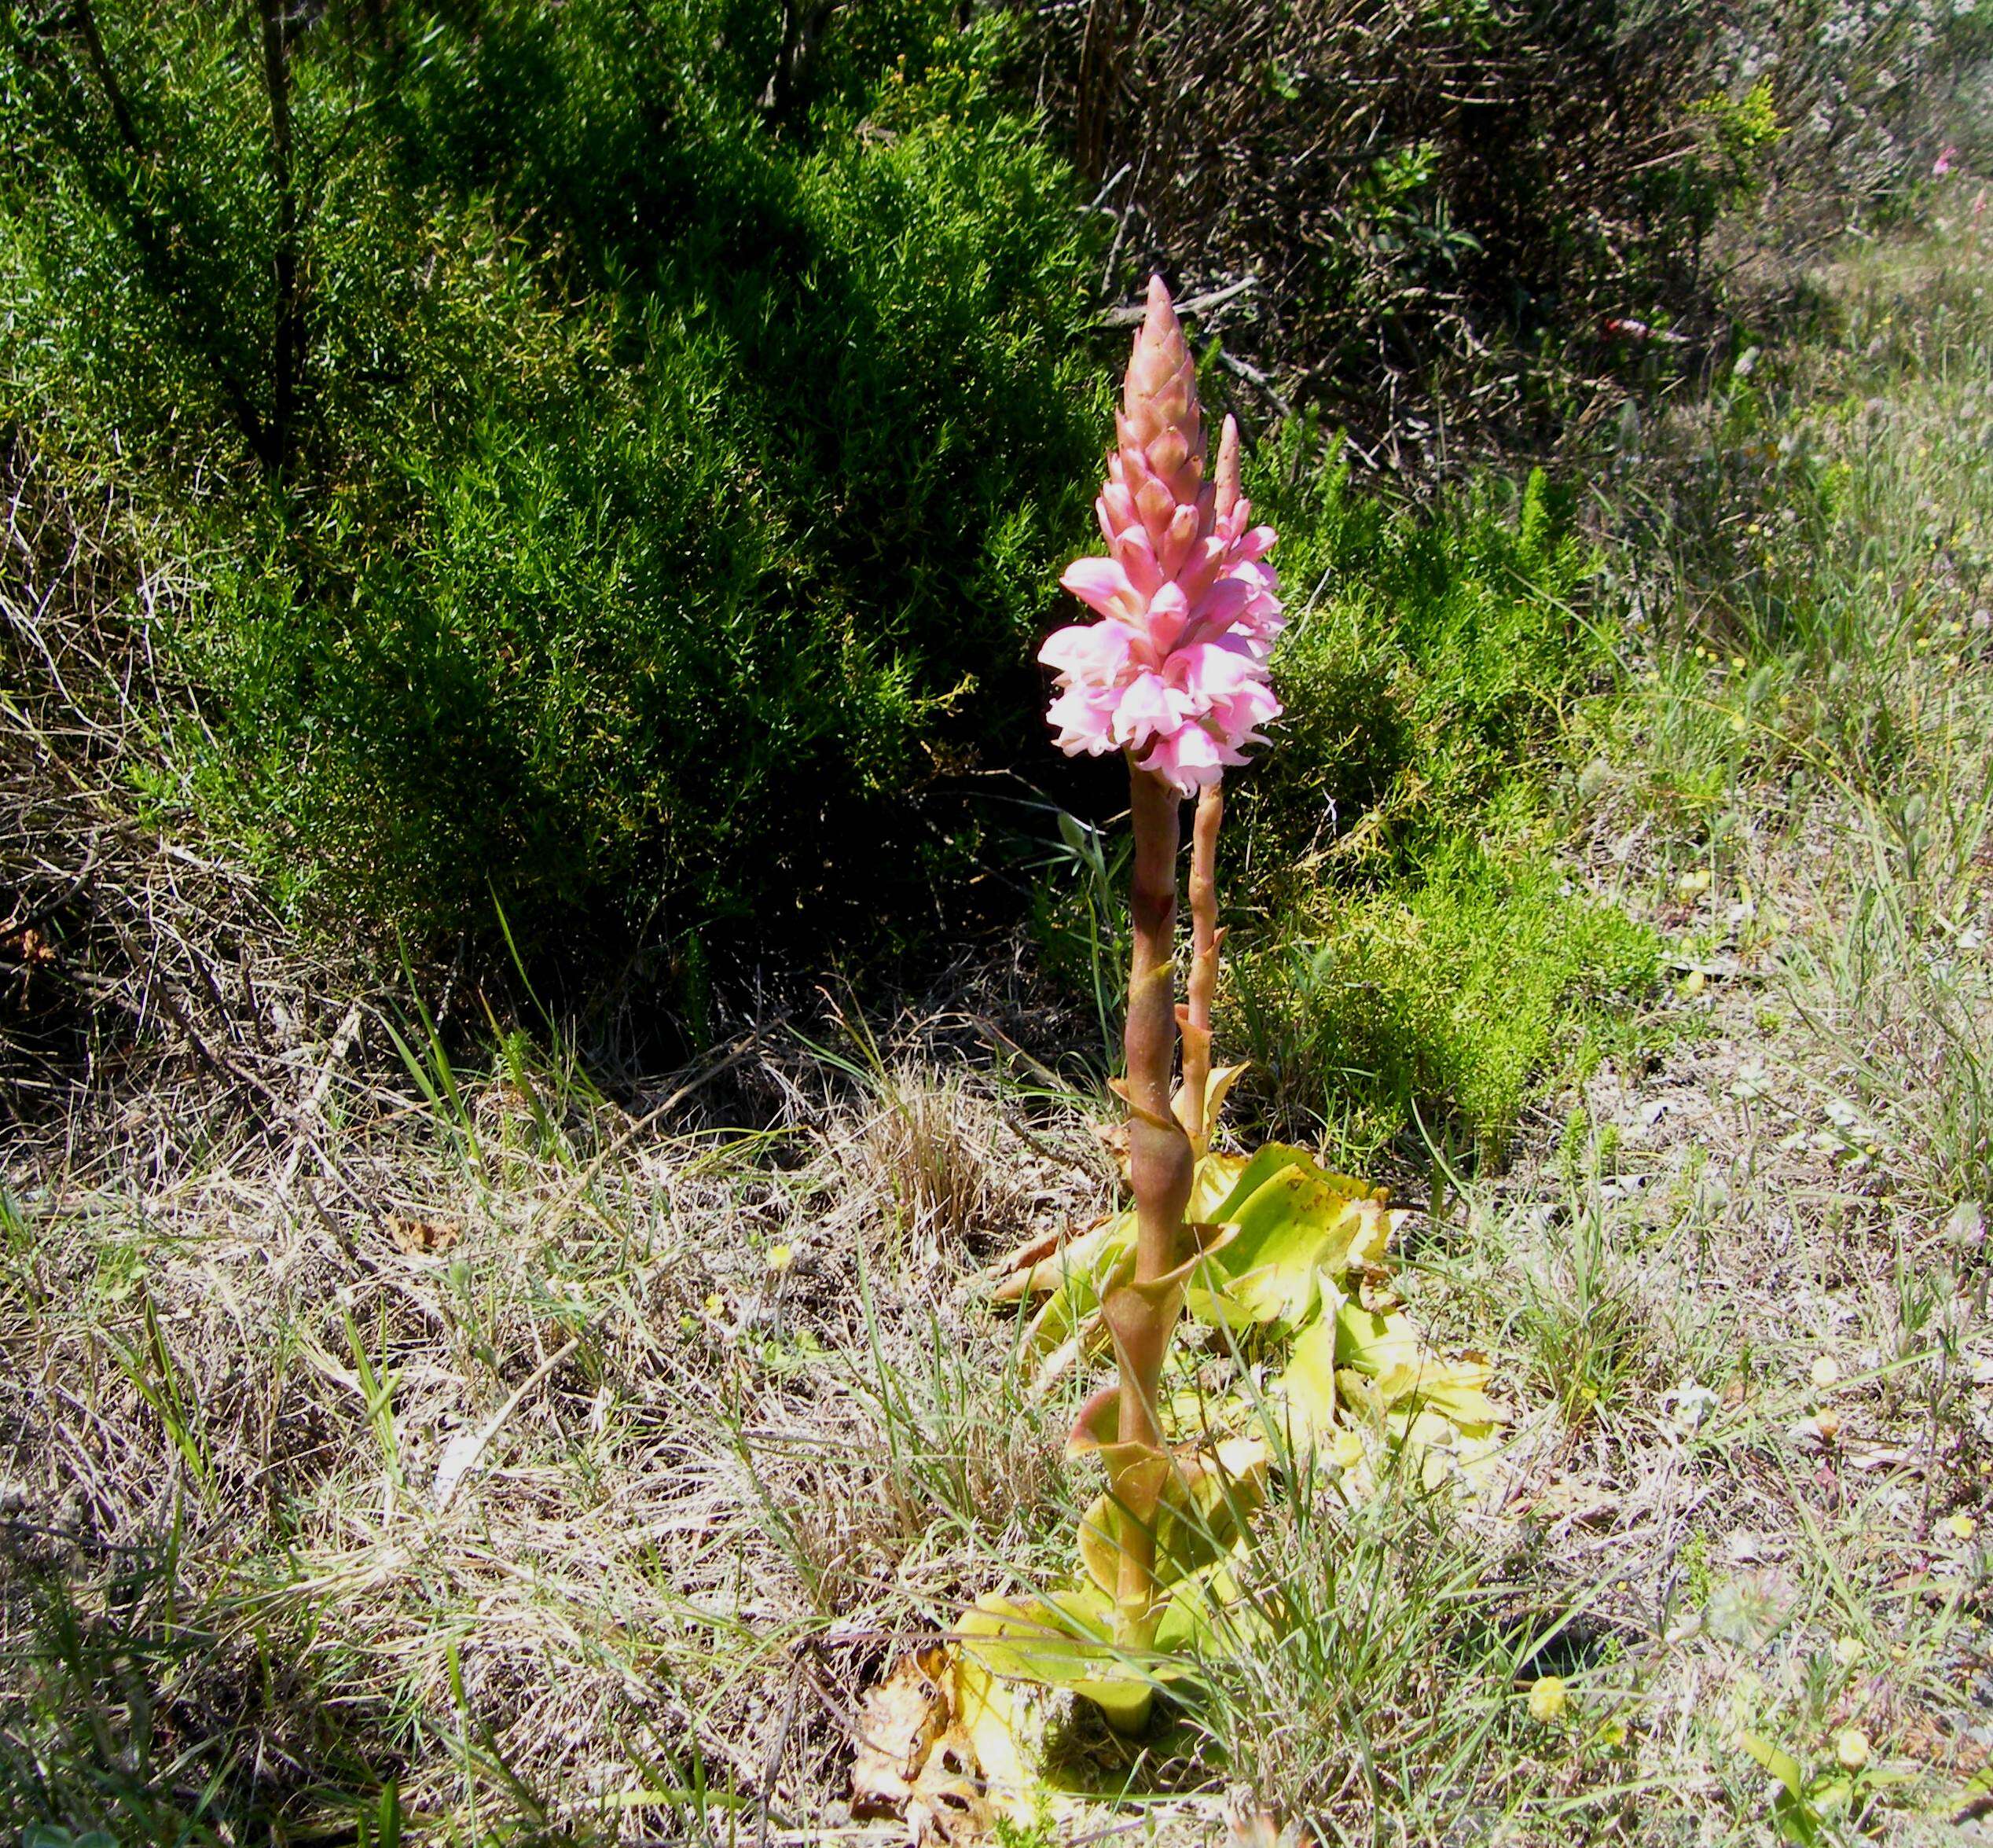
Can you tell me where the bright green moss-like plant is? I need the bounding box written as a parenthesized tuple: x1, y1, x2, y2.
(1228, 845, 1662, 1163)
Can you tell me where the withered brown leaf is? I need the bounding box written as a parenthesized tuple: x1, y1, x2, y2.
(387, 1214, 464, 1255)
(852, 1648, 952, 1818)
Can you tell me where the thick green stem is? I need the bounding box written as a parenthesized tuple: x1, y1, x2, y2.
(1175, 781, 1223, 1153)
(1110, 762, 1195, 1637)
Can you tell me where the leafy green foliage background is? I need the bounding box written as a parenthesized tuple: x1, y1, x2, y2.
(6, 0, 1894, 1144)
(2, 1, 1103, 964)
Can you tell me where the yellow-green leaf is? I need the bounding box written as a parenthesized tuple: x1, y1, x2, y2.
(1272, 1313, 1341, 1446)
(1075, 1442, 1267, 1599)
(1194, 1166, 1376, 1331)
(957, 1589, 1154, 1733)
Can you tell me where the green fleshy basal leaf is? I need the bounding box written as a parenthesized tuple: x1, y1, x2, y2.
(958, 1589, 1156, 1732)
(1152, 1557, 1277, 1668)
(1199, 1145, 1307, 1222)
(1189, 1150, 1253, 1222)
(1075, 1443, 1267, 1600)
(1271, 1310, 1343, 1446)
(1202, 1144, 1382, 1222)
(1188, 1160, 1378, 1332)
(1335, 1302, 1510, 1425)
(955, 1564, 1264, 1761)
(1013, 1147, 1387, 1358)
(1417, 1380, 1510, 1428)
(1006, 1214, 1132, 1302)
(1019, 1211, 1136, 1358)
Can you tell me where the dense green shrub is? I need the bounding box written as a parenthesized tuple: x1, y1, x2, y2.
(1212, 451, 1655, 1160)
(1231, 446, 1606, 904)
(0, 1, 1104, 972)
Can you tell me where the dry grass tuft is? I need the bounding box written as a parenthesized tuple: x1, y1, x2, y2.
(857, 1065, 1032, 1257)
(1, 430, 384, 1152)
(0, 1000, 1114, 1842)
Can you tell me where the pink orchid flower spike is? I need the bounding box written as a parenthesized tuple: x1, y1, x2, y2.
(1041, 275, 1283, 795)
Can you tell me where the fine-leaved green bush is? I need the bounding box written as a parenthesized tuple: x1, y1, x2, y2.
(1227, 845, 1659, 1166)
(0, 1, 1104, 979)
(1233, 450, 1603, 904)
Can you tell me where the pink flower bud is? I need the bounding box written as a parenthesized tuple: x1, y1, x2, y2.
(1041, 277, 1284, 795)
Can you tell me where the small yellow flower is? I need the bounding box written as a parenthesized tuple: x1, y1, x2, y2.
(765, 1242, 795, 1275)
(1940, 1512, 1979, 1541)
(1835, 1729, 1870, 1770)
(1831, 1634, 1865, 1667)
(1527, 1676, 1568, 1723)
(1810, 1354, 1841, 1390)
(1596, 1716, 1628, 1747)
(703, 1292, 727, 1318)
(1676, 868, 1713, 898)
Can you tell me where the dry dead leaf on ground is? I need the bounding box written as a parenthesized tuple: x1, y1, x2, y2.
(908, 1729, 992, 1846)
(852, 1648, 954, 1819)
(1517, 1477, 1621, 1530)
(4, 925, 55, 966)
(387, 1213, 464, 1255)
(1844, 1441, 1919, 1472)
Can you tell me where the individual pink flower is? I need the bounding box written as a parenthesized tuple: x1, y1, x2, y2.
(1040, 277, 1283, 795)
(1935, 145, 1958, 177)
